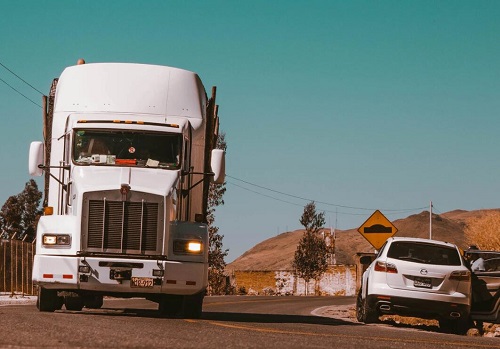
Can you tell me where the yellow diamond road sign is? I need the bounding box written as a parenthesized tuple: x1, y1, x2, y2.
(357, 210, 398, 250)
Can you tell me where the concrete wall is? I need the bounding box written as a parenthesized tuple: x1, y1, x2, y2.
(232, 265, 356, 296)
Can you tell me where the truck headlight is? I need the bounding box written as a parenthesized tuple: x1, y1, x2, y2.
(173, 240, 203, 254)
(42, 234, 71, 246)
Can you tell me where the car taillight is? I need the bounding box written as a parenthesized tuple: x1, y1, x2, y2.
(449, 270, 470, 281)
(374, 261, 398, 274)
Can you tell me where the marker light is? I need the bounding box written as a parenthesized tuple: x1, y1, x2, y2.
(44, 207, 54, 215)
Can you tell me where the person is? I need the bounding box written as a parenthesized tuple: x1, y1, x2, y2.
(471, 254, 486, 272)
(467, 245, 486, 272)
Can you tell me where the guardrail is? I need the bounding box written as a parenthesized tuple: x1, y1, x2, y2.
(0, 239, 35, 296)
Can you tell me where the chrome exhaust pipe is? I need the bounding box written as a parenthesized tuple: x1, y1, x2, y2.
(450, 312, 461, 318)
(379, 304, 391, 311)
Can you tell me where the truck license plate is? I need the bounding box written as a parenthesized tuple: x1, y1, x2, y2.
(414, 277, 432, 289)
(131, 277, 154, 288)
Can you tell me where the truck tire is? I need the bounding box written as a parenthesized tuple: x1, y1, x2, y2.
(83, 295, 104, 309)
(37, 287, 63, 312)
(181, 291, 204, 319)
(158, 295, 182, 318)
(64, 295, 84, 311)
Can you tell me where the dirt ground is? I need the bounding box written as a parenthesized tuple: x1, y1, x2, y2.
(318, 304, 500, 337)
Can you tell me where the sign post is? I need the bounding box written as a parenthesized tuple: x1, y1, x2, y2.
(357, 210, 398, 250)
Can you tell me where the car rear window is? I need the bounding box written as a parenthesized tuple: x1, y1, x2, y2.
(387, 241, 461, 266)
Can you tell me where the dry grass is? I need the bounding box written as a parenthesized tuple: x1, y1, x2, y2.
(465, 211, 500, 250)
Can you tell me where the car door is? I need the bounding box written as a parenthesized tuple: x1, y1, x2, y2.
(471, 251, 500, 323)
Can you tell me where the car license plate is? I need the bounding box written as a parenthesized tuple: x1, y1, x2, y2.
(131, 277, 154, 288)
(414, 276, 432, 289)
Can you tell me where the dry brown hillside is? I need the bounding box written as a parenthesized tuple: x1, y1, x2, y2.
(226, 209, 500, 272)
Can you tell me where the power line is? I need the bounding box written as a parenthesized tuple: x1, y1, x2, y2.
(0, 76, 42, 108)
(0, 62, 44, 95)
(227, 175, 427, 213)
(227, 181, 372, 216)
(227, 181, 304, 207)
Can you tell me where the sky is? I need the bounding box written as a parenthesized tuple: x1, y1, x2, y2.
(1, 1, 499, 262)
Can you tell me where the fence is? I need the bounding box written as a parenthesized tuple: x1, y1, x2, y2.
(0, 239, 35, 296)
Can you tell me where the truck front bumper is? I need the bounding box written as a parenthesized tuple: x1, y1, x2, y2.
(33, 255, 207, 296)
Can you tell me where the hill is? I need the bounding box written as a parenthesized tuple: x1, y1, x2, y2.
(226, 209, 500, 272)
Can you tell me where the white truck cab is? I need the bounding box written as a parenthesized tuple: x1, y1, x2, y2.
(28, 62, 225, 317)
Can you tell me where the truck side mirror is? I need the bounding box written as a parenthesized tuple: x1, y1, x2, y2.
(29, 141, 44, 176)
(210, 149, 225, 184)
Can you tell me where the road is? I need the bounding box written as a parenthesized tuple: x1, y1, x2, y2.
(0, 296, 498, 348)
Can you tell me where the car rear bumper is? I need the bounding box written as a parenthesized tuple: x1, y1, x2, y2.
(367, 294, 471, 320)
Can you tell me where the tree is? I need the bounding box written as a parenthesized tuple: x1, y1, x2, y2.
(0, 179, 42, 241)
(207, 132, 229, 295)
(293, 201, 328, 295)
(18, 179, 43, 241)
(0, 195, 22, 239)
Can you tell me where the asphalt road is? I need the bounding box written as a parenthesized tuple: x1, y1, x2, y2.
(0, 295, 499, 348)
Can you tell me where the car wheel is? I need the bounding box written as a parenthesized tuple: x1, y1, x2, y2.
(356, 290, 378, 324)
(439, 318, 470, 335)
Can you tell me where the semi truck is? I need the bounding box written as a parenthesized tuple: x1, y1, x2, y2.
(28, 60, 225, 318)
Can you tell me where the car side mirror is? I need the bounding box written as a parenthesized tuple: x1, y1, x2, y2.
(29, 141, 44, 176)
(210, 149, 225, 184)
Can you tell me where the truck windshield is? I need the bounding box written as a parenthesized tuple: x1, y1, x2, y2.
(73, 129, 182, 169)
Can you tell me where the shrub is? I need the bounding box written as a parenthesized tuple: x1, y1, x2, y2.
(465, 211, 500, 250)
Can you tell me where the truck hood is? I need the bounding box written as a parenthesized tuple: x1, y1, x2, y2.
(72, 166, 179, 197)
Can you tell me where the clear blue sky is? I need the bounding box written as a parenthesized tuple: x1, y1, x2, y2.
(1, 1, 499, 262)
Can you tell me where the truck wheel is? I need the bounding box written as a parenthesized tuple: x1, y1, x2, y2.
(37, 287, 63, 312)
(181, 291, 204, 319)
(158, 295, 182, 318)
(64, 295, 84, 311)
(83, 295, 103, 309)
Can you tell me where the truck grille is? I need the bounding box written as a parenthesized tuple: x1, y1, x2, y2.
(83, 195, 163, 255)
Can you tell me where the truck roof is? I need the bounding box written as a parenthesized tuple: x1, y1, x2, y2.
(54, 63, 207, 124)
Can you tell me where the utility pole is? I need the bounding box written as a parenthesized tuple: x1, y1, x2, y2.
(429, 201, 433, 239)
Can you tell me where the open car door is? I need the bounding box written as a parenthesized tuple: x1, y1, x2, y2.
(467, 250, 500, 324)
